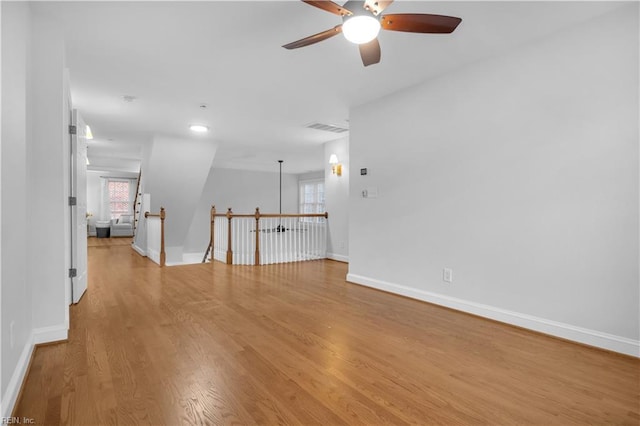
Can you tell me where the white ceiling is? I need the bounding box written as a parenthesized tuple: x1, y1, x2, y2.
(32, 1, 624, 174)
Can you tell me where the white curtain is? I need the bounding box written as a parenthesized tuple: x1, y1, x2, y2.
(99, 178, 111, 220)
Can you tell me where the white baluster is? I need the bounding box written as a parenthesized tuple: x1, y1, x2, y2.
(294, 217, 298, 261)
(313, 219, 317, 259)
(285, 217, 290, 262)
(247, 218, 250, 265)
(322, 218, 327, 258)
(240, 218, 244, 264)
(303, 220, 308, 260)
(269, 218, 274, 265)
(244, 218, 249, 265)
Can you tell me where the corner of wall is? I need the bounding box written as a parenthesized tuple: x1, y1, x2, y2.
(327, 253, 349, 263)
(324, 137, 349, 259)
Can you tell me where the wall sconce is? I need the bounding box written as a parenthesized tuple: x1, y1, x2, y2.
(329, 154, 342, 176)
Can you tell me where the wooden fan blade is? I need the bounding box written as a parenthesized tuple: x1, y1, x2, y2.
(302, 0, 353, 16)
(381, 13, 462, 33)
(359, 38, 381, 67)
(364, 0, 393, 16)
(282, 25, 343, 49)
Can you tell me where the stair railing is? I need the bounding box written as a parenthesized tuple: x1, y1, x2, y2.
(132, 170, 142, 241)
(208, 206, 328, 265)
(201, 205, 215, 263)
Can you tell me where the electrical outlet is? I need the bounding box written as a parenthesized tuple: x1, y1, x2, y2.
(10, 320, 15, 349)
(443, 268, 453, 283)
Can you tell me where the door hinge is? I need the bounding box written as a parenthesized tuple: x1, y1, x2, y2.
(69, 125, 77, 135)
(68, 196, 77, 206)
(68, 268, 77, 278)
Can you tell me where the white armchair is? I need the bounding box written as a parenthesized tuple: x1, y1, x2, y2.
(111, 214, 134, 237)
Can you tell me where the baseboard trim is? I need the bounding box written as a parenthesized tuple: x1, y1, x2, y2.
(132, 243, 146, 257)
(346, 273, 640, 357)
(33, 324, 68, 345)
(182, 252, 205, 265)
(2, 325, 68, 418)
(147, 248, 160, 265)
(327, 253, 349, 263)
(1, 333, 34, 418)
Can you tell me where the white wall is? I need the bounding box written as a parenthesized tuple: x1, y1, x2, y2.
(298, 171, 323, 181)
(348, 5, 639, 355)
(1, 0, 4, 405)
(1, 1, 32, 412)
(183, 167, 299, 254)
(1, 3, 70, 416)
(28, 9, 69, 336)
(86, 171, 101, 230)
(324, 137, 349, 262)
(144, 135, 217, 262)
(86, 171, 102, 236)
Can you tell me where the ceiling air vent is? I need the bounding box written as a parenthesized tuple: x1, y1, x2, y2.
(305, 122, 349, 134)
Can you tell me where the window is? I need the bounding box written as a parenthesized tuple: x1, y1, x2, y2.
(299, 180, 325, 223)
(108, 180, 130, 220)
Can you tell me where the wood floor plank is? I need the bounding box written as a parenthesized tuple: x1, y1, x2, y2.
(13, 237, 640, 425)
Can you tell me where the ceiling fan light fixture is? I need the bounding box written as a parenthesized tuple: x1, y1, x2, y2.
(342, 15, 380, 44)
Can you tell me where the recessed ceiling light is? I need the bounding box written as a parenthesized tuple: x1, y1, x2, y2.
(189, 124, 209, 133)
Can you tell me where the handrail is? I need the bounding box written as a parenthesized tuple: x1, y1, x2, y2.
(209, 206, 328, 265)
(144, 207, 166, 267)
(212, 212, 328, 218)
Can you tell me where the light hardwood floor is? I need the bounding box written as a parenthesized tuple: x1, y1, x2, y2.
(14, 238, 639, 425)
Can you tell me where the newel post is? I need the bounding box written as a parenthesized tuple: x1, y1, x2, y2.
(254, 207, 261, 266)
(159, 207, 166, 267)
(226, 208, 233, 265)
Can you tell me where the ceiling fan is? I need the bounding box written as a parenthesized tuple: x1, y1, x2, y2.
(283, 0, 462, 67)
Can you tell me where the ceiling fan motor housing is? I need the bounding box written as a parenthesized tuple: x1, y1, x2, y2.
(343, 1, 376, 20)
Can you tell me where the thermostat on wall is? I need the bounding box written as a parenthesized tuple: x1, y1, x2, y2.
(360, 168, 367, 175)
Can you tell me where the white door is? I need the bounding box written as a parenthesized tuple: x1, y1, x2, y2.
(71, 109, 88, 303)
